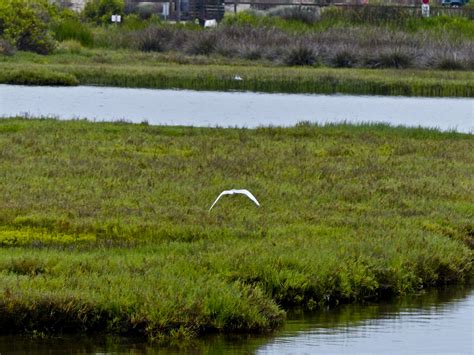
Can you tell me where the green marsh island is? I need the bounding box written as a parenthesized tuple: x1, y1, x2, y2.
(0, 0, 473, 345)
(0, 119, 472, 341)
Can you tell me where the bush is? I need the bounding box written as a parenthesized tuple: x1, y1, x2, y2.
(322, 6, 412, 26)
(378, 51, 414, 69)
(284, 45, 317, 66)
(330, 50, 358, 68)
(436, 58, 465, 70)
(122, 14, 150, 30)
(364, 50, 414, 69)
(137, 26, 176, 52)
(136, 3, 161, 20)
(0, 0, 57, 54)
(186, 31, 217, 56)
(52, 18, 94, 47)
(0, 38, 15, 56)
(56, 39, 83, 54)
(268, 6, 321, 25)
(83, 0, 125, 24)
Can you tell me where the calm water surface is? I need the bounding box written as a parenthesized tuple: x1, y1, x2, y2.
(0, 285, 472, 354)
(1, 85, 473, 132)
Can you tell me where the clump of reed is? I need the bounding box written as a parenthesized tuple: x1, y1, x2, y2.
(284, 44, 318, 66)
(52, 18, 94, 47)
(0, 66, 78, 86)
(1, 61, 472, 97)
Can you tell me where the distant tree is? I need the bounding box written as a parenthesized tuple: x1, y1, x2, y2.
(0, 0, 58, 54)
(83, 0, 125, 24)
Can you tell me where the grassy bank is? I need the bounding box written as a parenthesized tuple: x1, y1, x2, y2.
(0, 58, 473, 96)
(2, 3, 473, 96)
(0, 118, 472, 340)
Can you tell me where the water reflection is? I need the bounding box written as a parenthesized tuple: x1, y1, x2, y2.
(260, 285, 473, 354)
(0, 285, 472, 354)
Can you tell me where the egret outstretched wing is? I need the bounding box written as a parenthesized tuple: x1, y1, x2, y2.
(234, 189, 260, 207)
(209, 189, 260, 211)
(209, 190, 231, 211)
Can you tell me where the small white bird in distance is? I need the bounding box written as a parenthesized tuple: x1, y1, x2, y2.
(233, 75, 243, 81)
(209, 189, 260, 212)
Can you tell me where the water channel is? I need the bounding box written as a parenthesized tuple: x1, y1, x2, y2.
(1, 85, 473, 133)
(0, 285, 472, 354)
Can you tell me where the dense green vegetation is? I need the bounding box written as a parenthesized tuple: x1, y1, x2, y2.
(223, 7, 474, 36)
(83, 0, 125, 25)
(0, 0, 59, 54)
(1, 1, 472, 95)
(1, 0, 474, 65)
(0, 118, 472, 340)
(1, 58, 472, 96)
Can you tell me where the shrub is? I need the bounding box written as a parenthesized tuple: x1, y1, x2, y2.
(56, 39, 83, 54)
(284, 45, 317, 66)
(378, 51, 414, 69)
(241, 45, 263, 60)
(83, 0, 125, 24)
(330, 50, 358, 68)
(268, 6, 321, 25)
(0, 38, 15, 56)
(436, 58, 465, 71)
(0, 0, 57, 54)
(186, 31, 217, 56)
(122, 14, 151, 30)
(363, 50, 414, 69)
(221, 11, 263, 27)
(136, 3, 161, 20)
(137, 26, 176, 52)
(322, 6, 412, 26)
(52, 18, 94, 47)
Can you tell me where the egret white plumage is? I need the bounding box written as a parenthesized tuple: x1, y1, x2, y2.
(209, 189, 260, 212)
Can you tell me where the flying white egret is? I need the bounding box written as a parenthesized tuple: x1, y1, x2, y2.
(209, 189, 260, 212)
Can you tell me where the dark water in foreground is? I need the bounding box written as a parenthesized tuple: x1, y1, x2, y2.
(1, 85, 473, 133)
(1, 285, 472, 354)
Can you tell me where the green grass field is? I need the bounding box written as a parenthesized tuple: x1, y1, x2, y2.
(0, 118, 472, 340)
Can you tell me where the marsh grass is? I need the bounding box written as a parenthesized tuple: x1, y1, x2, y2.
(0, 59, 472, 97)
(2, 9, 473, 95)
(0, 66, 78, 86)
(90, 22, 473, 70)
(52, 19, 94, 47)
(0, 118, 472, 339)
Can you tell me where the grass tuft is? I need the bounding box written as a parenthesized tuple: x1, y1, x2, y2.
(0, 67, 78, 86)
